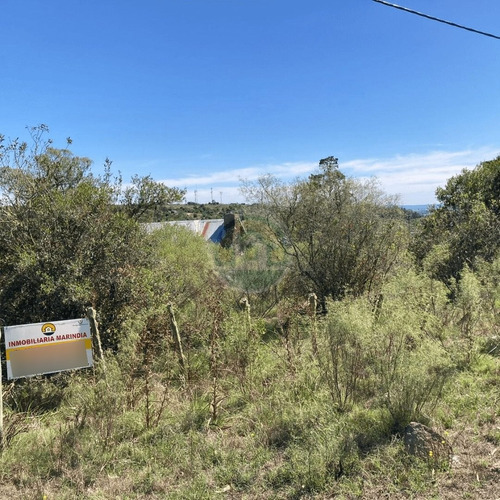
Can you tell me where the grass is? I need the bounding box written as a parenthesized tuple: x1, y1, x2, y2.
(0, 275, 498, 499)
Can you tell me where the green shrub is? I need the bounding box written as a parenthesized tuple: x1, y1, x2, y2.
(318, 270, 454, 431)
(346, 407, 393, 452)
(5, 374, 69, 414)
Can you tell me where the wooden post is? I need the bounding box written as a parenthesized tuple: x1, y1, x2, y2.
(167, 303, 186, 372)
(308, 293, 319, 359)
(239, 296, 252, 330)
(86, 307, 106, 375)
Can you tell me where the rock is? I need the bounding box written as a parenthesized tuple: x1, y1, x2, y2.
(404, 422, 452, 467)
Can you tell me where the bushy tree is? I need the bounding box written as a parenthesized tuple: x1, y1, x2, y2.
(121, 174, 185, 220)
(413, 156, 500, 284)
(242, 157, 408, 307)
(0, 126, 181, 345)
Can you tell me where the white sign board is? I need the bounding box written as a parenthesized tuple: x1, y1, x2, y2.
(4, 318, 93, 379)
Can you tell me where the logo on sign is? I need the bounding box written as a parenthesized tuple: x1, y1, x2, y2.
(41, 323, 56, 336)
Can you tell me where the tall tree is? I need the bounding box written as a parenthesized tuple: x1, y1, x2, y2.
(242, 157, 408, 307)
(413, 156, 500, 284)
(0, 126, 181, 345)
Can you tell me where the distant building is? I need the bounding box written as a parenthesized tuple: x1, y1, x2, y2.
(143, 213, 244, 246)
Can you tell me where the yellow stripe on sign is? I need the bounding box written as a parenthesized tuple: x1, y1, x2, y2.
(6, 338, 90, 357)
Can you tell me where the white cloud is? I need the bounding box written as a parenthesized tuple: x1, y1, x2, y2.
(159, 161, 317, 189)
(343, 148, 499, 204)
(160, 147, 499, 205)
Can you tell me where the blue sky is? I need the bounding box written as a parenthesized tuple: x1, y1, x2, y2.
(1, 0, 499, 204)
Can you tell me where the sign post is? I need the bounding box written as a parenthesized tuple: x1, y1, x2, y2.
(86, 307, 106, 374)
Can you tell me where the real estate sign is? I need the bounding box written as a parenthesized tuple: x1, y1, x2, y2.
(4, 318, 93, 379)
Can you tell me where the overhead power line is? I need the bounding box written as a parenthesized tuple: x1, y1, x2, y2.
(372, 0, 500, 40)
